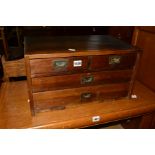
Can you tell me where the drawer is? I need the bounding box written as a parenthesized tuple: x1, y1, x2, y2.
(90, 53, 137, 71)
(33, 83, 129, 112)
(30, 56, 89, 77)
(32, 70, 132, 92)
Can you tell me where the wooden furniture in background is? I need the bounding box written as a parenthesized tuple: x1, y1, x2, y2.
(108, 26, 134, 43)
(122, 112, 155, 129)
(0, 28, 4, 82)
(0, 80, 155, 128)
(2, 56, 26, 81)
(0, 55, 3, 85)
(0, 27, 24, 61)
(0, 27, 8, 59)
(0, 27, 25, 81)
(25, 35, 141, 115)
(132, 26, 155, 92)
(121, 27, 155, 128)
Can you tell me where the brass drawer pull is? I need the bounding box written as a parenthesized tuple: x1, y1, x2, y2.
(81, 92, 92, 99)
(53, 59, 68, 69)
(109, 55, 121, 65)
(81, 75, 94, 84)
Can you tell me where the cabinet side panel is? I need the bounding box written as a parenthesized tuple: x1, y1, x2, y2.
(25, 56, 35, 115)
(128, 52, 141, 97)
(133, 27, 155, 92)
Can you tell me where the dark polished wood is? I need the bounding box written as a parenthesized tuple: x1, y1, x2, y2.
(108, 26, 134, 43)
(30, 56, 89, 77)
(139, 113, 155, 128)
(90, 53, 137, 71)
(33, 82, 129, 111)
(32, 70, 132, 92)
(25, 35, 138, 56)
(132, 26, 155, 92)
(121, 117, 142, 129)
(0, 56, 3, 80)
(0, 27, 24, 61)
(151, 114, 155, 128)
(0, 27, 8, 59)
(121, 112, 155, 129)
(25, 35, 141, 114)
(29, 53, 136, 78)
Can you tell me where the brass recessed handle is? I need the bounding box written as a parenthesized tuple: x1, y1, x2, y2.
(81, 92, 92, 99)
(81, 75, 94, 84)
(109, 55, 121, 65)
(53, 59, 68, 69)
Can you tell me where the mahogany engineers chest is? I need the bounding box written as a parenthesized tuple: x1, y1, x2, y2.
(24, 35, 141, 115)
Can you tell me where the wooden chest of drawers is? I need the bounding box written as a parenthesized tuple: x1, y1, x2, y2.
(24, 35, 141, 115)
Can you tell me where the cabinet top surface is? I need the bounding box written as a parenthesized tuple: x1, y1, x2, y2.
(24, 35, 138, 57)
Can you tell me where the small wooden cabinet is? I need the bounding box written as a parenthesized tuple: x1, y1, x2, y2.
(132, 26, 155, 128)
(132, 26, 155, 92)
(24, 35, 141, 115)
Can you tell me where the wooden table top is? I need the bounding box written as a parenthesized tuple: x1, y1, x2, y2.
(0, 80, 155, 129)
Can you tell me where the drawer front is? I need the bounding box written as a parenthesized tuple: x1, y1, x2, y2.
(32, 70, 132, 92)
(90, 53, 137, 71)
(30, 56, 89, 77)
(33, 83, 129, 112)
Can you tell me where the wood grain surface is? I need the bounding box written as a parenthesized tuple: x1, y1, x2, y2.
(33, 82, 129, 112)
(132, 26, 155, 92)
(30, 56, 89, 77)
(25, 35, 142, 114)
(24, 35, 141, 59)
(31, 70, 132, 92)
(90, 53, 136, 71)
(0, 80, 155, 128)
